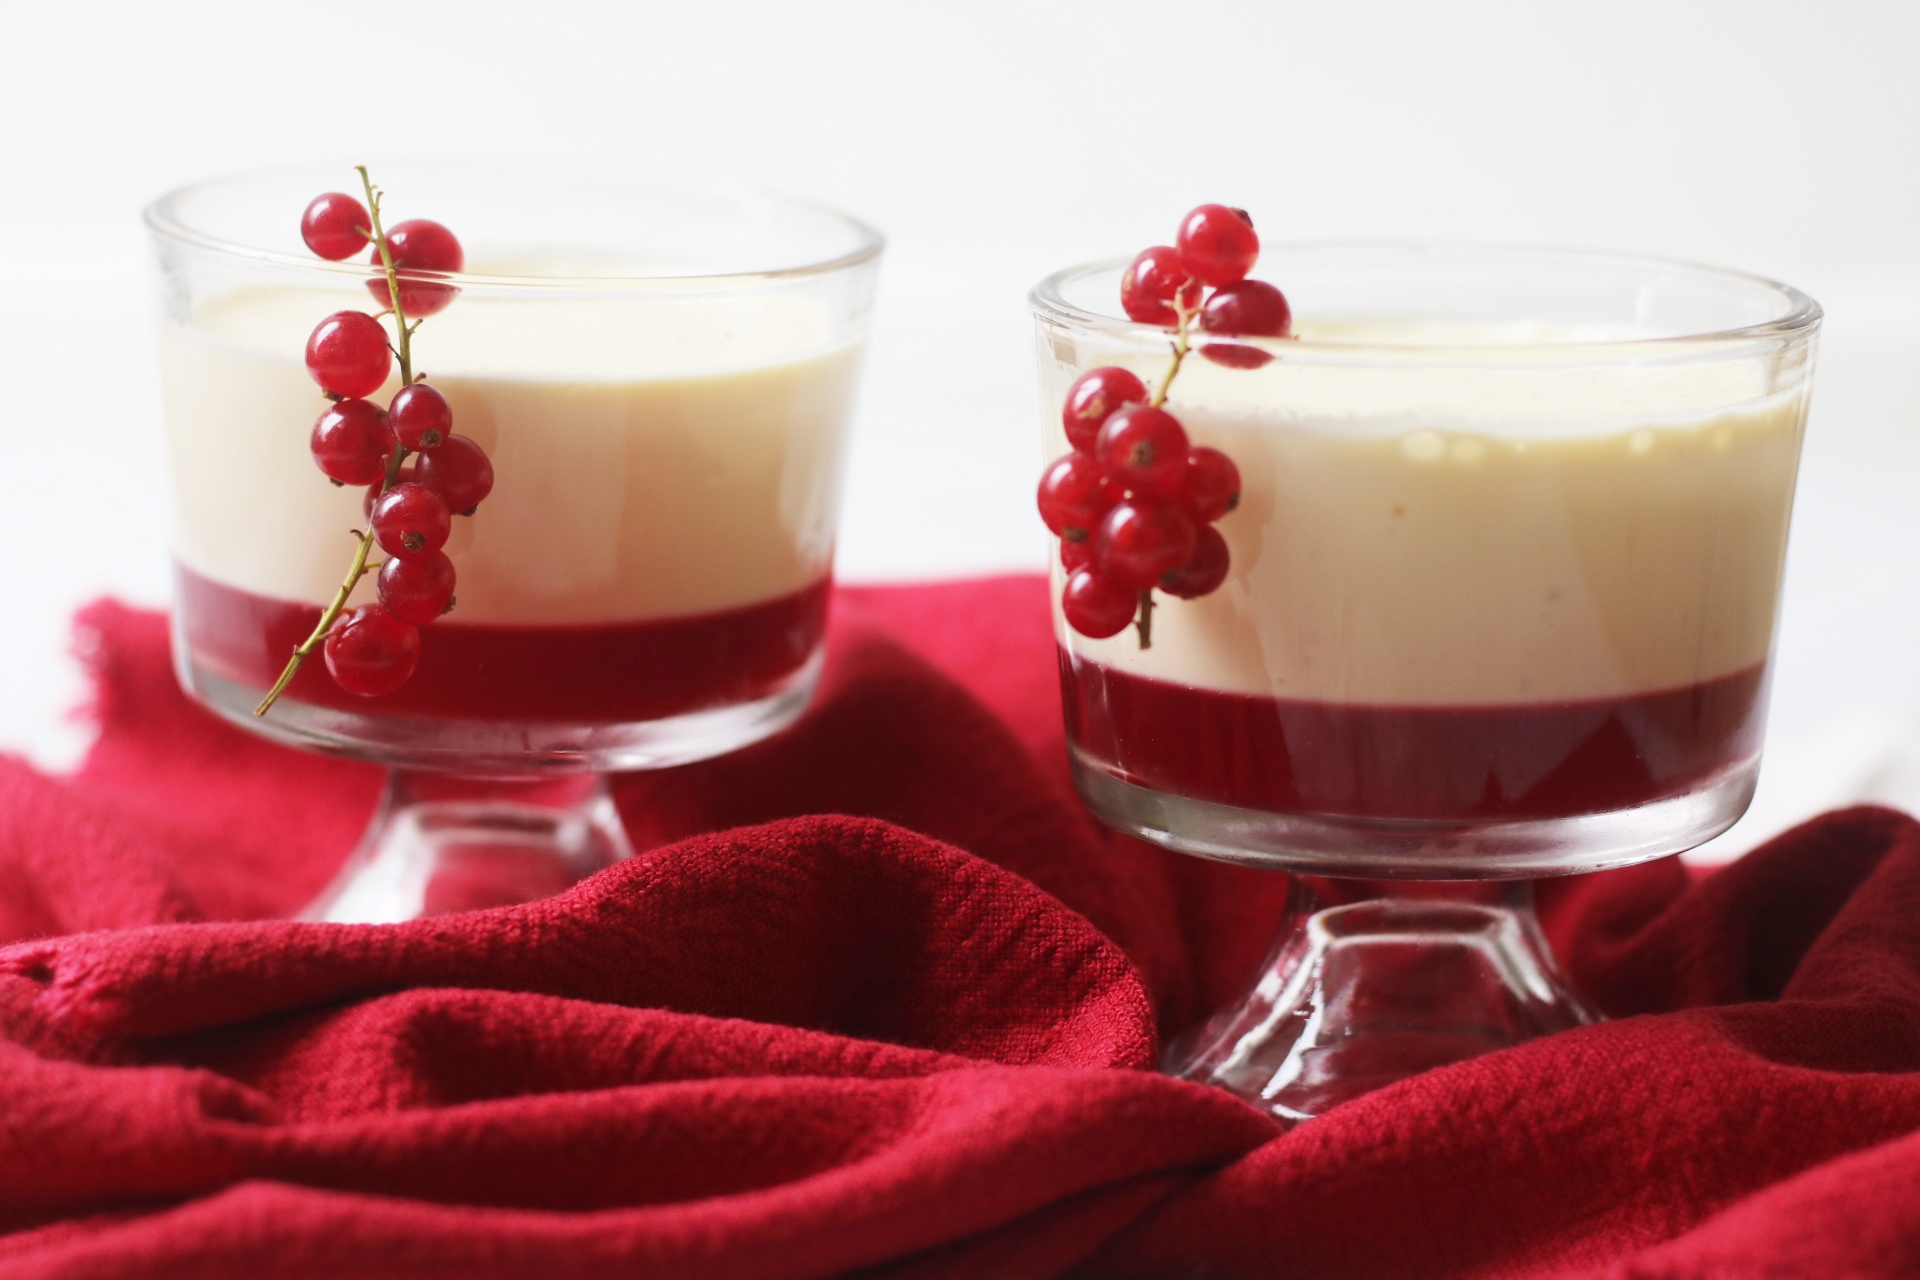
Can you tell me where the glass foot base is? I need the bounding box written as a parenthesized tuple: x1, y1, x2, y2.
(304, 772, 634, 922)
(1166, 882, 1593, 1123)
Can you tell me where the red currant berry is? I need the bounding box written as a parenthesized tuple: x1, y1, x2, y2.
(370, 482, 451, 559)
(385, 219, 464, 270)
(1094, 500, 1199, 591)
(368, 218, 464, 317)
(305, 311, 392, 399)
(301, 192, 373, 260)
(1062, 366, 1148, 454)
(1061, 569, 1138, 639)
(1120, 245, 1202, 326)
(363, 462, 418, 520)
(1198, 279, 1293, 369)
(1096, 405, 1190, 499)
(1176, 204, 1259, 287)
(1161, 525, 1230, 599)
(1036, 452, 1116, 543)
(1199, 279, 1291, 338)
(1180, 446, 1242, 523)
(388, 382, 452, 451)
(309, 398, 393, 486)
(415, 434, 494, 515)
(324, 605, 420, 697)
(378, 549, 457, 625)
(1061, 537, 1094, 572)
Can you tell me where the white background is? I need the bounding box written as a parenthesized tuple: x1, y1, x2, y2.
(2, 1, 1918, 858)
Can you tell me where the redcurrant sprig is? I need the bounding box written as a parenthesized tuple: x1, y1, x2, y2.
(253, 166, 493, 713)
(1039, 203, 1287, 647)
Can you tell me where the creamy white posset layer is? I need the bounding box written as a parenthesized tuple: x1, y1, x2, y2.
(1051, 321, 1808, 705)
(163, 286, 860, 623)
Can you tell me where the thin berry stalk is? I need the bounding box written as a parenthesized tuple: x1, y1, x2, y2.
(255, 167, 417, 716)
(1133, 298, 1196, 648)
(1149, 297, 1197, 409)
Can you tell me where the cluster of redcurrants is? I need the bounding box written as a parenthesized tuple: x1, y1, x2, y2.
(1037, 369, 1241, 638)
(296, 192, 493, 696)
(1120, 202, 1292, 366)
(1038, 204, 1279, 640)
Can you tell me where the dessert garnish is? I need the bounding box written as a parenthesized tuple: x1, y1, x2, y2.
(1037, 203, 1288, 647)
(254, 167, 493, 714)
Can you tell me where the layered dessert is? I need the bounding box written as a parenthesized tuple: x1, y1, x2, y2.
(164, 285, 860, 724)
(1051, 323, 1808, 822)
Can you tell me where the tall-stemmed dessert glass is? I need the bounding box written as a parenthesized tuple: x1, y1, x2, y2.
(148, 163, 880, 922)
(1031, 235, 1819, 1121)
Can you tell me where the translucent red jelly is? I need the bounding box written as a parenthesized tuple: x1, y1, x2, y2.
(1059, 651, 1768, 821)
(178, 565, 830, 723)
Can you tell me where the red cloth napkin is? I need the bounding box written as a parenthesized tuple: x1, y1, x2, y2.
(2, 576, 1918, 1278)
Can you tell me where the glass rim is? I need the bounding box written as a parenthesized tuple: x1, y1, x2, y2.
(142, 162, 886, 291)
(1028, 241, 1823, 359)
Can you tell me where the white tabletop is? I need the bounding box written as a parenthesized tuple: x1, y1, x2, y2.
(3, 0, 1918, 864)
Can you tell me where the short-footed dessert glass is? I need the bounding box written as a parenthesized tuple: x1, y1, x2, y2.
(1031, 244, 1819, 1120)
(148, 163, 881, 921)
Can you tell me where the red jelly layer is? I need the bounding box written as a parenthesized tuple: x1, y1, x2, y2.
(1059, 651, 1768, 822)
(178, 565, 830, 724)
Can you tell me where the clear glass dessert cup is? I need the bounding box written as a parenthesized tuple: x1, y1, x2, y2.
(147, 163, 881, 922)
(1031, 244, 1820, 1121)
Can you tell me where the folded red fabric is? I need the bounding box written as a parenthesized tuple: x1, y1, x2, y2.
(0, 576, 1915, 1278)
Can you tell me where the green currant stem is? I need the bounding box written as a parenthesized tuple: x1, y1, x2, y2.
(254, 166, 419, 716)
(1149, 298, 1196, 409)
(1129, 298, 1197, 650)
(361, 164, 418, 389)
